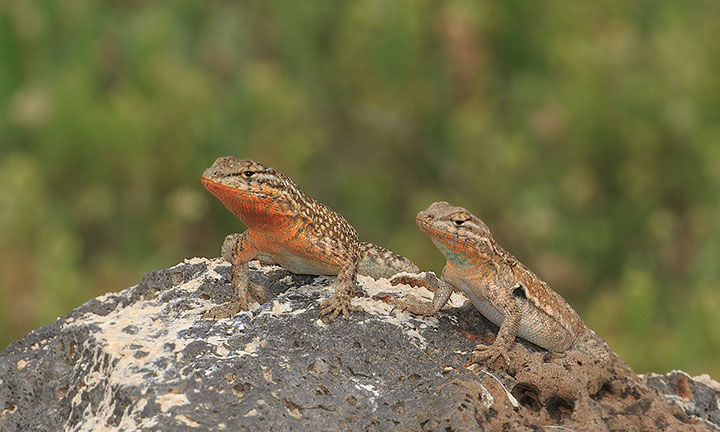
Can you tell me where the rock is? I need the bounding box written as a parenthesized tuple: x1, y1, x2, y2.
(642, 371, 720, 430)
(0, 257, 718, 431)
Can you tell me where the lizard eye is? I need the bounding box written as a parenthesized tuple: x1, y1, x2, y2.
(452, 213, 470, 225)
(242, 170, 255, 178)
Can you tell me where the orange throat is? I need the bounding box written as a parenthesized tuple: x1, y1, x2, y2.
(202, 178, 288, 230)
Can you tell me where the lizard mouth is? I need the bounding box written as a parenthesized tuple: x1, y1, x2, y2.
(200, 176, 216, 190)
(201, 177, 232, 197)
(415, 212, 436, 234)
(416, 211, 458, 243)
(201, 177, 272, 201)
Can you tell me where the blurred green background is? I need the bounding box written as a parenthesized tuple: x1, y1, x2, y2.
(1, 1, 719, 377)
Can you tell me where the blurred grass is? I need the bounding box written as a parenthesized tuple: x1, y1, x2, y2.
(1, 0, 719, 377)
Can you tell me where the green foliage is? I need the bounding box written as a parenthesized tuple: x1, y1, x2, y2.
(1, 0, 718, 376)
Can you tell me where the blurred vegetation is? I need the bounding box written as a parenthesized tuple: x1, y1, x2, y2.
(1, 0, 719, 377)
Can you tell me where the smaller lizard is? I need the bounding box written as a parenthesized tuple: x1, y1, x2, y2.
(202, 156, 419, 320)
(390, 201, 587, 366)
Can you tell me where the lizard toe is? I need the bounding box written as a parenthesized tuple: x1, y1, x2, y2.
(470, 345, 511, 368)
(319, 296, 359, 320)
(320, 305, 340, 320)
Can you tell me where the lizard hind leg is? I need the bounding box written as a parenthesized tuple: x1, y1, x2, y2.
(469, 301, 522, 368)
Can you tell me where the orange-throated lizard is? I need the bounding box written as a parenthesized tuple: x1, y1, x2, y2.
(390, 201, 591, 366)
(201, 156, 419, 320)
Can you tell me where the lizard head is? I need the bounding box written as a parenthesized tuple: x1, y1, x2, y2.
(416, 201, 498, 264)
(201, 156, 305, 224)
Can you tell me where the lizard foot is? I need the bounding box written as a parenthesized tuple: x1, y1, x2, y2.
(319, 295, 360, 320)
(386, 295, 435, 316)
(470, 343, 511, 368)
(390, 272, 437, 292)
(202, 301, 245, 320)
(390, 274, 423, 286)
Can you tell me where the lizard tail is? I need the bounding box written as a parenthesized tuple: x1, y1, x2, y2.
(357, 242, 420, 279)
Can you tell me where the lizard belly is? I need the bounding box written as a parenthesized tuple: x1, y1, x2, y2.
(249, 229, 342, 276)
(449, 276, 507, 328)
(448, 274, 575, 352)
(271, 252, 339, 275)
(516, 301, 576, 352)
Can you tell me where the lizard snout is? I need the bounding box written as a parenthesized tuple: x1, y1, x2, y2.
(416, 210, 434, 228)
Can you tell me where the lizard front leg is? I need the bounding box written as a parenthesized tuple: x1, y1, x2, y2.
(389, 272, 455, 316)
(393, 270, 522, 368)
(203, 231, 265, 319)
(319, 253, 361, 320)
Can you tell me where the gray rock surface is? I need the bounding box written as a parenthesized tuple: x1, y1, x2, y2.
(0, 258, 718, 431)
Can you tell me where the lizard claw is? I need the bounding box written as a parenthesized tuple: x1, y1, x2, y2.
(319, 295, 360, 320)
(390, 272, 438, 293)
(469, 343, 511, 368)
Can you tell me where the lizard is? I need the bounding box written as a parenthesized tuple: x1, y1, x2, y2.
(389, 201, 590, 366)
(201, 156, 420, 320)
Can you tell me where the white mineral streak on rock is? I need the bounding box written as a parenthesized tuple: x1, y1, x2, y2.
(53, 258, 471, 430)
(354, 274, 467, 349)
(175, 414, 199, 427)
(265, 299, 293, 315)
(61, 260, 228, 431)
(243, 336, 266, 354)
(157, 392, 190, 412)
(353, 378, 381, 413)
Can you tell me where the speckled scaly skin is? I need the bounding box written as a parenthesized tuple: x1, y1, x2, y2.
(201, 156, 419, 320)
(391, 201, 587, 366)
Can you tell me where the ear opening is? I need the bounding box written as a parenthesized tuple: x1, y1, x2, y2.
(512, 284, 526, 299)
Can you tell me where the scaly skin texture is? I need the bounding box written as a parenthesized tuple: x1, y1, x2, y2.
(391, 201, 588, 366)
(201, 156, 419, 320)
